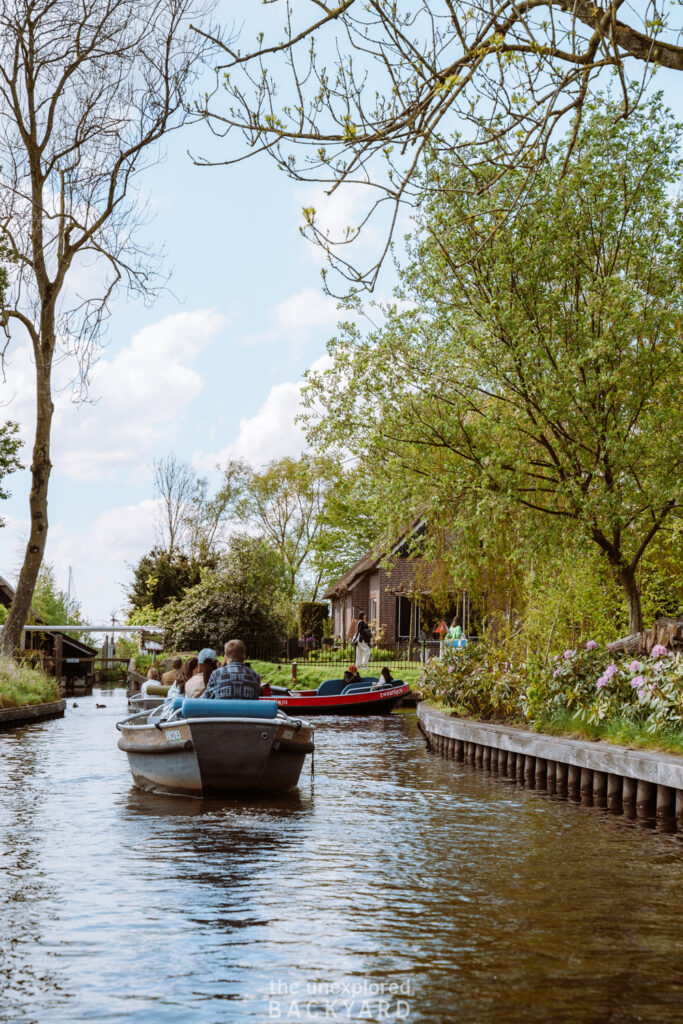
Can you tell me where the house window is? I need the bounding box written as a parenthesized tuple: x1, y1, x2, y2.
(369, 598, 377, 627)
(396, 596, 420, 639)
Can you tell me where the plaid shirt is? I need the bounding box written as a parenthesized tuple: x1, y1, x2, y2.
(203, 661, 261, 700)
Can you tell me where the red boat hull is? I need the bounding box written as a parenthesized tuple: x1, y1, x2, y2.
(260, 684, 411, 716)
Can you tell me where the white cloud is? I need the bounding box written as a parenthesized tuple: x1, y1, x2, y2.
(240, 286, 340, 351)
(0, 309, 228, 482)
(198, 353, 332, 470)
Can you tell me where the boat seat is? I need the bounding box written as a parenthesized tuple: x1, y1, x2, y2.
(317, 677, 379, 697)
(144, 683, 170, 696)
(315, 678, 347, 697)
(341, 679, 379, 694)
(178, 698, 279, 719)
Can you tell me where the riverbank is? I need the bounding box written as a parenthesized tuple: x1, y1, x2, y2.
(0, 654, 61, 709)
(418, 702, 683, 829)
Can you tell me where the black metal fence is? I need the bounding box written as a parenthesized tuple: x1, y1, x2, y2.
(246, 638, 446, 667)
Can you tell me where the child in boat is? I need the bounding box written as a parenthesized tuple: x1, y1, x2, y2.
(140, 666, 160, 695)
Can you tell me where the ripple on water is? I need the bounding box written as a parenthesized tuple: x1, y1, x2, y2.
(0, 689, 682, 1024)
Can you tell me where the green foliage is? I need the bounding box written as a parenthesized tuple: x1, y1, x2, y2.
(0, 420, 22, 517)
(126, 547, 203, 611)
(160, 536, 291, 651)
(422, 631, 683, 748)
(303, 96, 683, 632)
(31, 562, 84, 630)
(298, 601, 329, 639)
(0, 655, 60, 708)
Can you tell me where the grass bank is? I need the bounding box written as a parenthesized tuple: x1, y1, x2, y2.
(251, 661, 423, 689)
(0, 656, 61, 709)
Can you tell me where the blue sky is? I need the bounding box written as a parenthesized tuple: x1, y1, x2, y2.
(0, 8, 681, 624)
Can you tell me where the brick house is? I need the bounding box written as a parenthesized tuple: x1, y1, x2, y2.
(322, 522, 471, 646)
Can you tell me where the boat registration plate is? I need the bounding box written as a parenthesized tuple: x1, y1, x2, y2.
(165, 729, 182, 741)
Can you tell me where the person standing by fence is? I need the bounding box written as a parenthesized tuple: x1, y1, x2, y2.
(353, 611, 372, 669)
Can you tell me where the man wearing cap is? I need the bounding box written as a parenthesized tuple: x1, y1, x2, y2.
(185, 648, 217, 698)
(202, 639, 261, 700)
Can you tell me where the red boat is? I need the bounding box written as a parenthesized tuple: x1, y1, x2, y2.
(260, 677, 411, 716)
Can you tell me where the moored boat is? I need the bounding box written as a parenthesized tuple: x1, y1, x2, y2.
(260, 678, 411, 716)
(127, 683, 169, 712)
(116, 698, 314, 797)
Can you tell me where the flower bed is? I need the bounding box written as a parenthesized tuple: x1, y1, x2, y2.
(420, 638, 683, 750)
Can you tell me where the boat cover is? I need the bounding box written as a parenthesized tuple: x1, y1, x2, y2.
(177, 698, 279, 719)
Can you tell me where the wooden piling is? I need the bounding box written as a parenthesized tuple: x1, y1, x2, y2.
(580, 767, 594, 806)
(546, 760, 556, 795)
(482, 746, 492, 770)
(556, 762, 568, 798)
(516, 752, 525, 783)
(535, 757, 547, 790)
(475, 744, 484, 769)
(622, 777, 637, 817)
(636, 780, 656, 820)
(524, 755, 536, 788)
(568, 764, 581, 802)
(592, 771, 607, 808)
(656, 785, 675, 822)
(607, 773, 622, 813)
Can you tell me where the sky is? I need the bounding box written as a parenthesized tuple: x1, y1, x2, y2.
(0, 9, 680, 625)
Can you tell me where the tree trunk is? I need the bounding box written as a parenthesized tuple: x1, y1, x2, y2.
(617, 565, 643, 634)
(1, 356, 53, 655)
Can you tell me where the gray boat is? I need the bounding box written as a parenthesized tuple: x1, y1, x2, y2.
(116, 697, 315, 797)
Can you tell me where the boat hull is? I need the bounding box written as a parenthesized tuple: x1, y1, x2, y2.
(127, 694, 165, 712)
(117, 713, 314, 797)
(262, 684, 411, 716)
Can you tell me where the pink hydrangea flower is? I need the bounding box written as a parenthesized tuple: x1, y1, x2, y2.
(448, 665, 455, 674)
(596, 679, 607, 689)
(553, 668, 560, 678)
(637, 689, 646, 699)
(563, 649, 575, 660)
(629, 660, 641, 673)
(651, 644, 668, 658)
(553, 653, 560, 662)
(585, 640, 599, 651)
(607, 642, 617, 650)
(631, 675, 645, 689)
(441, 688, 447, 695)
(604, 664, 618, 678)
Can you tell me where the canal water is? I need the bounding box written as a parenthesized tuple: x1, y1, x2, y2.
(1, 689, 681, 1024)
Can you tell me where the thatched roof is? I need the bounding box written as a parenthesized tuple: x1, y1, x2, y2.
(322, 519, 426, 599)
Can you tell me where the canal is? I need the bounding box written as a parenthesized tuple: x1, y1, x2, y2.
(1, 689, 682, 1023)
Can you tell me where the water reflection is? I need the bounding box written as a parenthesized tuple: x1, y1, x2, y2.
(0, 689, 681, 1023)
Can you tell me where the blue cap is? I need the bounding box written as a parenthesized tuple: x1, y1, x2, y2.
(198, 648, 217, 664)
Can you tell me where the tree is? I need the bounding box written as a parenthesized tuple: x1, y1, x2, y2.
(153, 454, 197, 558)
(303, 99, 683, 633)
(153, 454, 247, 562)
(31, 562, 83, 627)
(198, 1, 683, 289)
(0, 0, 211, 655)
(126, 547, 203, 613)
(160, 536, 291, 651)
(0, 420, 22, 526)
(238, 455, 338, 600)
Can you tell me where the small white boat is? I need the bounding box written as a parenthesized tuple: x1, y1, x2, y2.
(127, 689, 167, 712)
(116, 698, 315, 798)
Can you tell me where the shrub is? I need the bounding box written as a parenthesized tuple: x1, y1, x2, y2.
(298, 602, 329, 640)
(0, 656, 60, 708)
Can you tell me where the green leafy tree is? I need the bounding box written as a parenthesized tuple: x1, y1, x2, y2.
(160, 536, 291, 651)
(126, 548, 203, 612)
(238, 456, 339, 600)
(304, 98, 683, 634)
(31, 562, 83, 627)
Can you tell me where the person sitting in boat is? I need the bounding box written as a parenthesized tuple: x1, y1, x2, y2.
(167, 656, 198, 699)
(343, 664, 362, 685)
(186, 648, 217, 698)
(140, 666, 160, 694)
(373, 667, 393, 690)
(161, 656, 182, 687)
(202, 640, 261, 700)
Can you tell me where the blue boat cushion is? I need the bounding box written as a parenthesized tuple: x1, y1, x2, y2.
(317, 677, 378, 697)
(179, 698, 278, 719)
